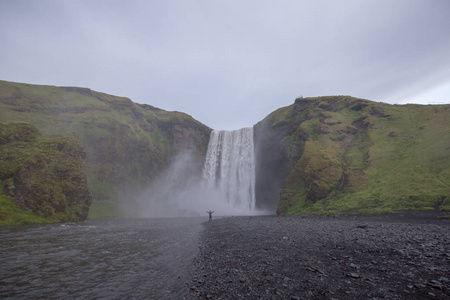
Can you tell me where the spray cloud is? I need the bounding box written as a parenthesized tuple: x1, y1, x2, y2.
(132, 128, 268, 217)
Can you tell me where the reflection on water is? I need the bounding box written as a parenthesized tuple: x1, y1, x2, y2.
(0, 217, 204, 299)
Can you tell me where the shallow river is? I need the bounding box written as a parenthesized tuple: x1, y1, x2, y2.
(0, 217, 205, 299)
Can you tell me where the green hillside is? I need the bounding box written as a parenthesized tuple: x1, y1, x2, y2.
(2, 80, 447, 220)
(0, 80, 211, 218)
(255, 96, 450, 216)
(0, 122, 91, 225)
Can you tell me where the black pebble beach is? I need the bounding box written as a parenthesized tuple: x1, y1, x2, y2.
(186, 212, 450, 299)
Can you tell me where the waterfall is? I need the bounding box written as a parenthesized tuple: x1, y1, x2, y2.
(203, 127, 256, 212)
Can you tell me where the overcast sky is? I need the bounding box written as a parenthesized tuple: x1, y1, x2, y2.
(1, 0, 449, 130)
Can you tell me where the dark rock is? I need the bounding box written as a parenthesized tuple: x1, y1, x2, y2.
(369, 106, 392, 118)
(388, 131, 398, 137)
(185, 214, 450, 299)
(348, 273, 360, 278)
(356, 224, 369, 229)
(429, 280, 443, 290)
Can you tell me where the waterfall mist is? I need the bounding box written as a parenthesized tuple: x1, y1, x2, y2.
(130, 128, 268, 217)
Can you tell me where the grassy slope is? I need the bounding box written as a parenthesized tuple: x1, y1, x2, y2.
(265, 96, 450, 216)
(0, 191, 52, 225)
(0, 81, 211, 218)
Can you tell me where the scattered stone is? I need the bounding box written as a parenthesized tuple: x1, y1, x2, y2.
(348, 273, 360, 278)
(429, 280, 443, 290)
(186, 214, 450, 299)
(349, 263, 359, 269)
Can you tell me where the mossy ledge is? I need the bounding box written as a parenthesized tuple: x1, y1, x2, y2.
(255, 96, 450, 216)
(0, 122, 92, 225)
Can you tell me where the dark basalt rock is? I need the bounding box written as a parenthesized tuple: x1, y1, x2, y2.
(187, 213, 450, 299)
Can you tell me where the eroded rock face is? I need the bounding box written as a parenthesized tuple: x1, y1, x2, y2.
(0, 122, 92, 222)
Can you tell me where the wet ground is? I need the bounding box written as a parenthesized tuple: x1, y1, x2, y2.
(187, 212, 450, 299)
(2, 212, 448, 299)
(0, 217, 204, 299)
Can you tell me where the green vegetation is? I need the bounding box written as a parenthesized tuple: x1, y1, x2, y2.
(0, 80, 211, 219)
(2, 81, 447, 220)
(260, 96, 450, 216)
(0, 122, 91, 225)
(0, 189, 52, 225)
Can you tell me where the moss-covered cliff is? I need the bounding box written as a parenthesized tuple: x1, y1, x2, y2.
(0, 80, 211, 218)
(0, 122, 91, 225)
(255, 96, 450, 216)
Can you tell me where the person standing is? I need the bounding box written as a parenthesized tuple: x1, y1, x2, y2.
(207, 210, 214, 221)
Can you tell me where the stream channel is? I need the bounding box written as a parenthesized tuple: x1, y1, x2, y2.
(0, 217, 205, 299)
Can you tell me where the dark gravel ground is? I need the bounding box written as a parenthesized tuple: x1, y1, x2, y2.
(185, 211, 450, 299)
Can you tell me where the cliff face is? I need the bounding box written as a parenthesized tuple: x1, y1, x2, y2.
(254, 103, 305, 212)
(0, 122, 91, 224)
(0, 81, 211, 218)
(255, 96, 450, 215)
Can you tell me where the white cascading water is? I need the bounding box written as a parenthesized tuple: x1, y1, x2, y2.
(203, 127, 256, 212)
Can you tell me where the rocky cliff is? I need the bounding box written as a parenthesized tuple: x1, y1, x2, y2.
(0, 122, 91, 224)
(0, 80, 211, 219)
(255, 96, 450, 215)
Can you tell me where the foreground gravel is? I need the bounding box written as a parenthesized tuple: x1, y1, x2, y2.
(186, 212, 449, 299)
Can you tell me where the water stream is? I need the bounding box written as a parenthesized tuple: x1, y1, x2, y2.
(202, 127, 256, 212)
(0, 217, 204, 299)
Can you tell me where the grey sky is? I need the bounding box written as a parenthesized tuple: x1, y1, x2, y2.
(1, 0, 450, 130)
